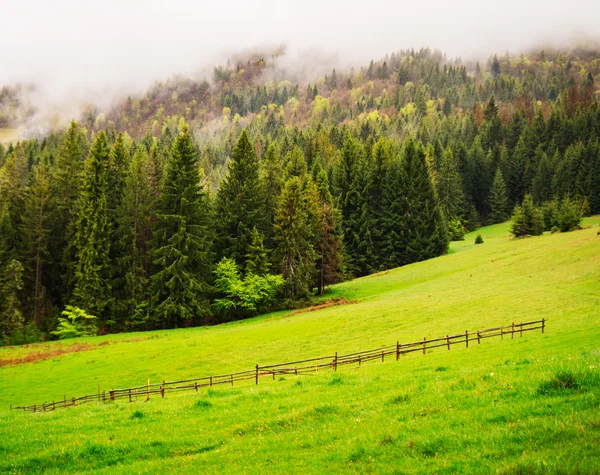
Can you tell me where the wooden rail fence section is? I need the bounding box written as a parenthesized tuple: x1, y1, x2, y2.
(10, 319, 545, 412)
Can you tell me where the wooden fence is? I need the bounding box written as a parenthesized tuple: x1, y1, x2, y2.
(10, 319, 545, 412)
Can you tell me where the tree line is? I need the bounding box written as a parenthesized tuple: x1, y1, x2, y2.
(1, 47, 599, 344)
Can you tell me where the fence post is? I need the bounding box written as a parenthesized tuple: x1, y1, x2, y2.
(542, 319, 545, 334)
(422, 337, 426, 355)
(520, 323, 523, 337)
(511, 322, 514, 339)
(334, 352, 338, 371)
(161, 381, 165, 398)
(128, 389, 132, 403)
(381, 350, 385, 362)
(255, 364, 259, 385)
(477, 331, 481, 344)
(446, 335, 450, 350)
(465, 331, 469, 348)
(147, 379, 150, 400)
(396, 341, 400, 360)
(501, 326, 504, 340)
(230, 374, 233, 386)
(110, 390, 114, 401)
(195, 382, 198, 392)
(210, 376, 213, 387)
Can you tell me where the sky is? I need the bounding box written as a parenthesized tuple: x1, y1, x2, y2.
(1, 0, 599, 104)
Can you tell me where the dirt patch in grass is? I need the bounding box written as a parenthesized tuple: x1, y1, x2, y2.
(287, 297, 357, 316)
(0, 341, 107, 367)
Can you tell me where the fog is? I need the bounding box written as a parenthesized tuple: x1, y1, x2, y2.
(1, 0, 599, 134)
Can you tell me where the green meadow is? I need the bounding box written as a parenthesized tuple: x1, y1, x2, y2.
(1, 219, 599, 474)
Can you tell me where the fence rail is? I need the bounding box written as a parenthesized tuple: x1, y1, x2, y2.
(10, 319, 545, 412)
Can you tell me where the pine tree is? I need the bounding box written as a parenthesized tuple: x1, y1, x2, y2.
(1, 259, 24, 344)
(245, 227, 270, 276)
(489, 169, 509, 223)
(52, 121, 86, 304)
(116, 146, 155, 329)
(380, 155, 408, 268)
(215, 130, 265, 270)
(314, 169, 342, 294)
(71, 131, 112, 323)
(274, 176, 316, 298)
(401, 138, 449, 263)
(436, 146, 466, 221)
(510, 194, 543, 237)
(21, 158, 53, 328)
(367, 139, 392, 271)
(332, 135, 370, 275)
(151, 123, 212, 328)
(260, 143, 283, 248)
(532, 151, 554, 204)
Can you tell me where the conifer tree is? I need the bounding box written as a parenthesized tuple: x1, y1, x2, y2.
(489, 169, 509, 223)
(116, 146, 154, 329)
(21, 158, 53, 328)
(367, 139, 392, 270)
(333, 135, 370, 275)
(52, 121, 86, 304)
(245, 227, 270, 276)
(401, 138, 449, 263)
(511, 194, 543, 237)
(71, 131, 112, 322)
(313, 169, 342, 294)
(1, 259, 24, 344)
(380, 156, 408, 268)
(151, 124, 212, 328)
(274, 176, 316, 298)
(215, 130, 265, 270)
(260, 143, 283, 247)
(436, 146, 466, 221)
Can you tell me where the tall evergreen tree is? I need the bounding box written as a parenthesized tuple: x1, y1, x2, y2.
(151, 124, 212, 328)
(1, 259, 24, 344)
(245, 226, 270, 276)
(215, 130, 265, 270)
(489, 169, 509, 223)
(314, 169, 342, 294)
(436, 146, 466, 221)
(260, 143, 283, 247)
(401, 138, 448, 263)
(71, 132, 112, 323)
(21, 158, 53, 328)
(116, 146, 155, 329)
(274, 176, 316, 298)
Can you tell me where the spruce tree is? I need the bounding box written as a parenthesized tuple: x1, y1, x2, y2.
(332, 134, 370, 276)
(314, 169, 342, 294)
(274, 176, 316, 298)
(436, 146, 466, 221)
(489, 169, 509, 224)
(151, 124, 212, 328)
(380, 156, 408, 269)
(401, 138, 448, 263)
(21, 158, 53, 328)
(1, 259, 24, 344)
(245, 227, 270, 276)
(52, 121, 86, 304)
(215, 130, 265, 270)
(260, 143, 283, 247)
(116, 146, 155, 329)
(71, 132, 112, 323)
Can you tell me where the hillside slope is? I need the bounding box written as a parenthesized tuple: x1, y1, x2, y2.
(1, 219, 599, 473)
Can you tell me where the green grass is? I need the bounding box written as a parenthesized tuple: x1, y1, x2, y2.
(1, 220, 599, 474)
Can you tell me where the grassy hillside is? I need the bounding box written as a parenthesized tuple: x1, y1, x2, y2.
(1, 219, 599, 474)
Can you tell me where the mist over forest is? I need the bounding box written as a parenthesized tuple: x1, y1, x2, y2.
(1, 0, 600, 342)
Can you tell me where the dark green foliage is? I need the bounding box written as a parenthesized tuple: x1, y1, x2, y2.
(510, 195, 544, 237)
(151, 123, 213, 328)
(436, 147, 465, 222)
(1, 259, 24, 344)
(489, 169, 509, 224)
(474, 234, 484, 244)
(71, 132, 112, 322)
(400, 138, 449, 263)
(116, 146, 155, 329)
(215, 130, 265, 270)
(557, 196, 582, 232)
(245, 227, 270, 276)
(274, 176, 316, 298)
